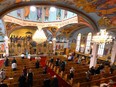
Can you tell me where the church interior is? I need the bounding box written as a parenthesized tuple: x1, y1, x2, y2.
(0, 0, 116, 87)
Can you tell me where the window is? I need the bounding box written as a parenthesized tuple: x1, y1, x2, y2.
(85, 32, 92, 54)
(97, 43, 105, 56)
(76, 33, 81, 52)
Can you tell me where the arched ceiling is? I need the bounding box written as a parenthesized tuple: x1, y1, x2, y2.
(0, 0, 98, 32)
(0, 0, 116, 36)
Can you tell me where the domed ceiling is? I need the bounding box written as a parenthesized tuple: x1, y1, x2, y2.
(7, 6, 76, 22)
(4, 6, 90, 39)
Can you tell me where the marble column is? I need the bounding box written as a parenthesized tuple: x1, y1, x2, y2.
(111, 40, 116, 65)
(52, 38, 56, 54)
(4, 36, 9, 56)
(89, 43, 98, 68)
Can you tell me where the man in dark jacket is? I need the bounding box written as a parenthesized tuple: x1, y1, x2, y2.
(35, 60, 40, 68)
(0, 81, 8, 87)
(51, 75, 58, 87)
(43, 78, 51, 87)
(18, 73, 26, 87)
(4, 58, 9, 67)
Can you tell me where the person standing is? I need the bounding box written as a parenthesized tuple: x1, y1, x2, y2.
(35, 60, 40, 68)
(18, 73, 26, 87)
(4, 57, 9, 67)
(51, 75, 58, 87)
(27, 69, 33, 87)
(12, 58, 17, 64)
(22, 66, 27, 77)
(43, 78, 51, 87)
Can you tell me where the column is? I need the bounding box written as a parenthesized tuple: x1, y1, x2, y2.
(66, 39, 69, 48)
(89, 43, 98, 68)
(52, 38, 56, 54)
(111, 40, 116, 65)
(4, 36, 9, 57)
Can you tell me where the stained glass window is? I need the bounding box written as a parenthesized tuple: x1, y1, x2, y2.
(85, 32, 92, 54)
(76, 33, 81, 52)
(97, 43, 105, 56)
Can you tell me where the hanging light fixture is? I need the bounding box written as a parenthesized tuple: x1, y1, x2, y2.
(32, 27, 47, 44)
(92, 29, 113, 44)
(30, 6, 36, 12)
(50, 7, 56, 12)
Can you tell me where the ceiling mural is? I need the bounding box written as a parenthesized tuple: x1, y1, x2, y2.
(6, 6, 76, 22)
(0, 0, 115, 34)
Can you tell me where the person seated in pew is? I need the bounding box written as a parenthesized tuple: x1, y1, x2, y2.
(108, 79, 115, 86)
(95, 66, 101, 75)
(55, 58, 60, 66)
(85, 71, 91, 81)
(69, 67, 75, 79)
(77, 57, 81, 64)
(68, 53, 74, 61)
(11, 62, 17, 71)
(11, 57, 17, 64)
(35, 60, 40, 68)
(89, 66, 95, 75)
(70, 67, 75, 73)
(60, 61, 65, 72)
(50, 57, 54, 63)
(69, 70, 74, 80)
(0, 81, 8, 87)
(4, 57, 9, 67)
(110, 63, 116, 74)
(0, 69, 6, 80)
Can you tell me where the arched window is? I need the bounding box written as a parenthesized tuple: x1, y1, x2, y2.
(85, 32, 92, 54)
(76, 33, 81, 52)
(97, 43, 105, 56)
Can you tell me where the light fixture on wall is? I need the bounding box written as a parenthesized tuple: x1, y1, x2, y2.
(32, 27, 47, 44)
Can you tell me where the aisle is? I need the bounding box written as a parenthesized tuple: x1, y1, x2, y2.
(40, 57, 72, 87)
(0, 59, 4, 68)
(47, 68, 72, 87)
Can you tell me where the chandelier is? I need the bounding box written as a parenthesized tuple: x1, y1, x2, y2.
(92, 29, 113, 44)
(32, 28, 47, 44)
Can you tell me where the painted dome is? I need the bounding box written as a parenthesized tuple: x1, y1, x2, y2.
(7, 6, 77, 22)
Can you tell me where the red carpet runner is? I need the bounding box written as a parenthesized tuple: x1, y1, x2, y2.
(39, 57, 72, 87)
(0, 60, 4, 68)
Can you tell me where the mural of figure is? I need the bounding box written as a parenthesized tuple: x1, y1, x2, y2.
(17, 9, 21, 17)
(0, 44, 5, 52)
(15, 0, 22, 3)
(24, 6, 30, 19)
(10, 35, 13, 42)
(44, 7, 49, 21)
(64, 10, 67, 18)
(56, 9, 61, 20)
(37, 7, 42, 21)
